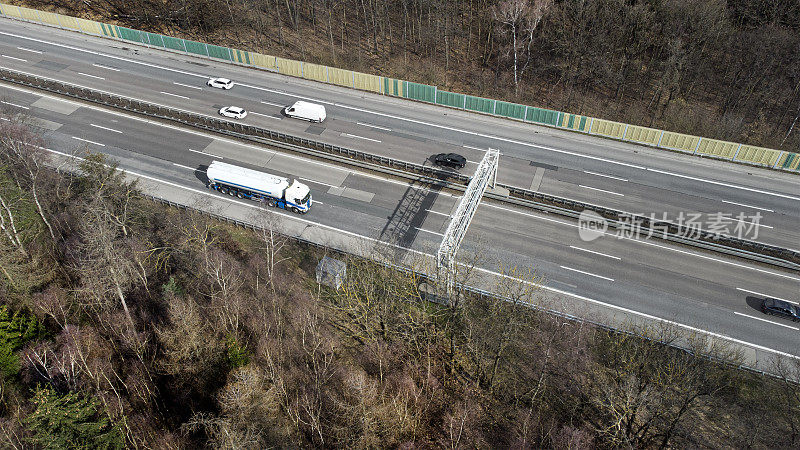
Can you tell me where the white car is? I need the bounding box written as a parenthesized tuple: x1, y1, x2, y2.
(207, 77, 234, 89)
(219, 106, 247, 119)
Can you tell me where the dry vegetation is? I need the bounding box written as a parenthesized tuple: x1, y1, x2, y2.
(1, 106, 800, 447)
(10, 0, 800, 151)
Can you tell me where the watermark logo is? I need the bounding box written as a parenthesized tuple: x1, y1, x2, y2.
(578, 210, 608, 242)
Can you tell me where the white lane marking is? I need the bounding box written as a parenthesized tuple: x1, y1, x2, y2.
(736, 288, 799, 305)
(160, 91, 191, 100)
(38, 146, 800, 361)
(583, 170, 628, 182)
(569, 245, 621, 260)
(299, 178, 338, 188)
(579, 184, 625, 196)
(357, 122, 392, 132)
(425, 209, 451, 217)
(1, 54, 27, 62)
(71, 136, 105, 147)
(249, 111, 281, 120)
(173, 81, 202, 90)
(17, 47, 41, 54)
(559, 265, 615, 282)
(76, 72, 105, 80)
(463, 145, 484, 151)
(0, 100, 28, 109)
(484, 202, 800, 282)
(90, 123, 123, 134)
(1, 30, 798, 203)
(342, 133, 381, 143)
(734, 311, 799, 330)
(260, 100, 284, 107)
(414, 227, 444, 236)
(92, 63, 120, 72)
(173, 163, 195, 170)
(188, 148, 223, 159)
(731, 217, 773, 229)
(721, 200, 774, 213)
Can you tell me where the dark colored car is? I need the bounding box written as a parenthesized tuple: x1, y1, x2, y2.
(761, 298, 800, 322)
(433, 153, 467, 169)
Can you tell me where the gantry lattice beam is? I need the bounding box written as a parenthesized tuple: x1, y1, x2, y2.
(436, 148, 499, 297)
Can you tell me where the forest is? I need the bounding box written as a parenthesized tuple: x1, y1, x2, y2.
(1, 102, 800, 447)
(12, 0, 800, 151)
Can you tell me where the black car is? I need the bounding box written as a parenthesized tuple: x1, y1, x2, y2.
(433, 153, 467, 169)
(761, 298, 800, 322)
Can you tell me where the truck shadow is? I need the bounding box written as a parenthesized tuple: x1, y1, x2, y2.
(194, 164, 209, 185)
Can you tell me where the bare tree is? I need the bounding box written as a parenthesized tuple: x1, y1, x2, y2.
(493, 0, 551, 94)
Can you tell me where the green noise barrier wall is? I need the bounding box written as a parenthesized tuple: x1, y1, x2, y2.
(1, 2, 797, 173)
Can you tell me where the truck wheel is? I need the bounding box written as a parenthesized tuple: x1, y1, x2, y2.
(220, 187, 229, 194)
(237, 192, 245, 199)
(228, 189, 236, 196)
(267, 199, 276, 207)
(290, 206, 300, 213)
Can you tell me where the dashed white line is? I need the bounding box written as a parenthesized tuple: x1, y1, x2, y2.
(71, 136, 105, 147)
(579, 184, 625, 196)
(173, 163, 195, 170)
(0, 100, 28, 109)
(583, 170, 629, 182)
(721, 200, 774, 213)
(425, 209, 451, 217)
(188, 148, 223, 159)
(559, 265, 615, 282)
(569, 245, 621, 260)
(1, 54, 27, 62)
(736, 288, 798, 305)
(357, 122, 392, 132)
(249, 111, 281, 120)
(90, 123, 122, 134)
(173, 81, 202, 90)
(415, 227, 444, 236)
(160, 91, 191, 100)
(298, 178, 338, 188)
(342, 133, 381, 143)
(462, 145, 484, 151)
(734, 311, 799, 330)
(16, 47, 42, 54)
(76, 72, 105, 80)
(92, 63, 120, 72)
(731, 217, 773, 229)
(260, 100, 284, 107)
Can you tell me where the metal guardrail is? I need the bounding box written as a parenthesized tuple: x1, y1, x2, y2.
(1, 67, 797, 270)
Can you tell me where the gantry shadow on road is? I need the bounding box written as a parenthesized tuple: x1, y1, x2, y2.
(377, 175, 447, 263)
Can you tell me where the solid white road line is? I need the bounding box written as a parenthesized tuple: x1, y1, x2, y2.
(357, 122, 392, 132)
(17, 47, 42, 54)
(76, 72, 105, 80)
(160, 91, 190, 100)
(414, 227, 444, 236)
(583, 170, 629, 182)
(733, 311, 799, 330)
(92, 63, 120, 72)
(71, 136, 105, 147)
(38, 145, 800, 361)
(173, 81, 202, 90)
(90, 123, 122, 134)
(249, 111, 281, 120)
(736, 288, 799, 305)
(559, 265, 615, 282)
(0, 100, 28, 109)
(721, 199, 774, 213)
(188, 148, 223, 159)
(260, 100, 284, 107)
(1, 54, 27, 62)
(569, 245, 622, 260)
(172, 163, 195, 170)
(1, 30, 797, 203)
(342, 133, 381, 143)
(579, 184, 625, 196)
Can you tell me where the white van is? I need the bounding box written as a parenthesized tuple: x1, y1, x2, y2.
(284, 101, 326, 123)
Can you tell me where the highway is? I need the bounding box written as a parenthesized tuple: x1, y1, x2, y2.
(0, 20, 798, 251)
(0, 18, 799, 364)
